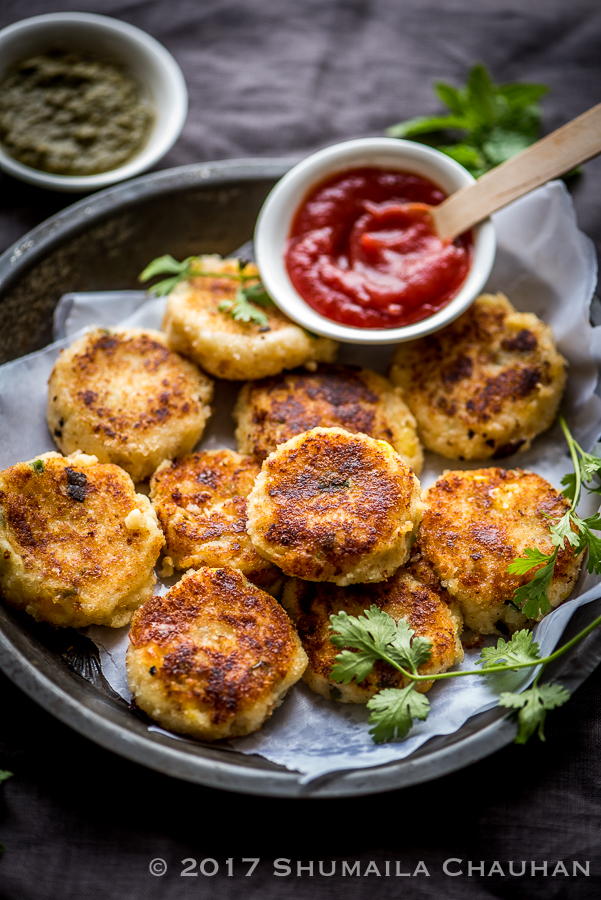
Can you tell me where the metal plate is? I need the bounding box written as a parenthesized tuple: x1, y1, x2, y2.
(1, 159, 600, 797)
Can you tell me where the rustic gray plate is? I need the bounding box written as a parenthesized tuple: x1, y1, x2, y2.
(0, 159, 600, 797)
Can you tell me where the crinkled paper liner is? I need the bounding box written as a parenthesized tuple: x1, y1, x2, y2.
(1, 182, 600, 782)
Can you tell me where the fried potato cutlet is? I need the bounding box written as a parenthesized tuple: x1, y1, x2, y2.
(0, 452, 164, 628)
(48, 328, 213, 482)
(419, 467, 583, 635)
(282, 556, 463, 703)
(150, 450, 282, 595)
(234, 364, 423, 473)
(126, 566, 307, 741)
(161, 255, 338, 380)
(389, 293, 567, 460)
(246, 427, 424, 585)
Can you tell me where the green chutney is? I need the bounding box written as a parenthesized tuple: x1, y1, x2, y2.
(0, 50, 154, 176)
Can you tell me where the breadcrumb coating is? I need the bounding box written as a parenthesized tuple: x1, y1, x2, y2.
(162, 256, 337, 380)
(419, 467, 582, 634)
(246, 427, 424, 585)
(126, 566, 307, 741)
(389, 293, 567, 460)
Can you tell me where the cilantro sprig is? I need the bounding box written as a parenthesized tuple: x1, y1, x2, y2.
(328, 602, 598, 745)
(386, 63, 548, 177)
(507, 416, 601, 618)
(329, 416, 601, 745)
(139, 254, 275, 328)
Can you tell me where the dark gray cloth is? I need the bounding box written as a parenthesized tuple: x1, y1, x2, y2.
(1, 1, 601, 898)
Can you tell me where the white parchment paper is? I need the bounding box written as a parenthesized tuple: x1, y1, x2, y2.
(1, 181, 600, 781)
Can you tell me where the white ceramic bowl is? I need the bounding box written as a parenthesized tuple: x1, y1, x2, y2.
(0, 13, 188, 192)
(255, 137, 496, 344)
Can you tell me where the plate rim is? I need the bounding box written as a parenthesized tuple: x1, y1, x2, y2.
(0, 158, 600, 797)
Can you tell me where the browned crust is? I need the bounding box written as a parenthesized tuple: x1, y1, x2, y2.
(0, 456, 154, 587)
(236, 365, 387, 461)
(149, 450, 281, 591)
(49, 329, 211, 444)
(419, 467, 579, 609)
(129, 567, 303, 724)
(389, 294, 567, 459)
(249, 428, 420, 581)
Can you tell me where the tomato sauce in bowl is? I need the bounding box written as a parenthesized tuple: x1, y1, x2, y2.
(285, 167, 472, 329)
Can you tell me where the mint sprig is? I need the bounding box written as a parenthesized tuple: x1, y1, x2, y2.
(386, 64, 548, 177)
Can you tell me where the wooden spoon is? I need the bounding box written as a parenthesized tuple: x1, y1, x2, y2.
(429, 103, 601, 241)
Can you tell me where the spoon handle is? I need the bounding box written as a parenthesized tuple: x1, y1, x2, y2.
(433, 102, 601, 241)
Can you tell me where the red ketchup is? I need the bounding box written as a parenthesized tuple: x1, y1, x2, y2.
(285, 167, 472, 329)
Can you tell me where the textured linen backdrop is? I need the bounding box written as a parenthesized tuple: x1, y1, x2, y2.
(0, 1, 600, 898)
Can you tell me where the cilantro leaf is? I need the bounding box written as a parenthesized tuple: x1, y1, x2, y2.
(575, 516, 601, 575)
(507, 547, 553, 575)
(218, 285, 270, 327)
(512, 557, 555, 619)
(549, 510, 580, 549)
(499, 683, 570, 743)
(367, 684, 430, 743)
(330, 605, 398, 653)
(579, 450, 601, 484)
(388, 619, 433, 674)
(329, 606, 396, 684)
(561, 471, 577, 503)
(243, 282, 275, 307)
(330, 606, 432, 684)
(478, 630, 541, 671)
(139, 254, 193, 281)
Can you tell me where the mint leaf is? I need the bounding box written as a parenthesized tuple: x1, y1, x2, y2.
(482, 127, 534, 166)
(497, 83, 548, 108)
(367, 684, 430, 743)
(386, 64, 549, 178)
(386, 114, 468, 139)
(434, 81, 467, 115)
(499, 683, 570, 743)
(0, 770, 12, 784)
(478, 630, 541, 670)
(466, 63, 498, 125)
(439, 143, 485, 170)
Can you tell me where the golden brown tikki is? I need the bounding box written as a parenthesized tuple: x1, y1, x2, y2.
(126, 567, 307, 741)
(162, 255, 338, 380)
(150, 450, 282, 595)
(389, 293, 567, 460)
(282, 554, 463, 703)
(246, 427, 424, 585)
(419, 467, 583, 635)
(234, 364, 423, 473)
(0, 452, 164, 628)
(47, 328, 213, 482)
